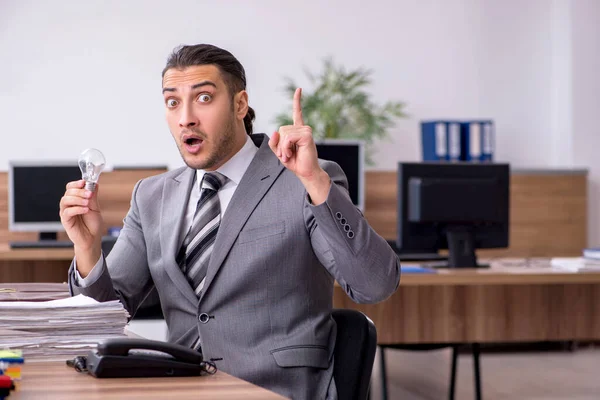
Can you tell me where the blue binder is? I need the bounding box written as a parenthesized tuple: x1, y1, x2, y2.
(421, 121, 446, 161)
(461, 121, 482, 161)
(481, 120, 494, 161)
(461, 120, 495, 162)
(421, 121, 462, 161)
(447, 121, 462, 161)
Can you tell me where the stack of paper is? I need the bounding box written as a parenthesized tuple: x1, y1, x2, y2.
(0, 295, 130, 362)
(583, 248, 600, 260)
(0, 283, 70, 302)
(551, 257, 600, 272)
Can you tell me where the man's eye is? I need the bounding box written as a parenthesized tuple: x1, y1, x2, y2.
(198, 94, 212, 103)
(166, 99, 178, 108)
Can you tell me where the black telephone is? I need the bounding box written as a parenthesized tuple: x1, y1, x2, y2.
(83, 338, 215, 378)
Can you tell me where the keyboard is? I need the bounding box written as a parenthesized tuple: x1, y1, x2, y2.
(9, 240, 74, 249)
(396, 253, 448, 262)
(385, 241, 447, 261)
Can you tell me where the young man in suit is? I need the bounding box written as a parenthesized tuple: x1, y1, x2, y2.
(60, 44, 400, 399)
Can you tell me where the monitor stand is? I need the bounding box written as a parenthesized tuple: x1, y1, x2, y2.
(9, 232, 74, 249)
(446, 227, 489, 268)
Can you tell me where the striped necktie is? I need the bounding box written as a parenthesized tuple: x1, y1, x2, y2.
(177, 171, 228, 296)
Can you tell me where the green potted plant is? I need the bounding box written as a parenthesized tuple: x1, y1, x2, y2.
(274, 57, 407, 165)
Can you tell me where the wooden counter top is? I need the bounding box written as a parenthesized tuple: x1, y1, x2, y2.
(0, 244, 73, 261)
(12, 362, 285, 399)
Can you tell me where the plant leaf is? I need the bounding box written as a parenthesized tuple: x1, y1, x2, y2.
(272, 57, 408, 165)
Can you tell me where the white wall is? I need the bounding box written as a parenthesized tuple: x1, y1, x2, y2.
(0, 0, 558, 170)
(570, 0, 600, 246)
(475, 0, 557, 167)
(1, 0, 599, 242)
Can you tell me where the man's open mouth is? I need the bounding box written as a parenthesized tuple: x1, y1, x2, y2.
(185, 137, 202, 145)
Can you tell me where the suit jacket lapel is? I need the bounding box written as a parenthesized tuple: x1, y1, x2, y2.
(199, 134, 285, 300)
(160, 167, 198, 305)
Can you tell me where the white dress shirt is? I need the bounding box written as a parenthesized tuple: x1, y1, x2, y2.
(76, 135, 258, 287)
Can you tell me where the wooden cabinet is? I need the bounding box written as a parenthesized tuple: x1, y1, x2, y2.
(364, 169, 587, 258)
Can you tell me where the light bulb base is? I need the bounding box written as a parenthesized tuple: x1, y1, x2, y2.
(84, 181, 97, 192)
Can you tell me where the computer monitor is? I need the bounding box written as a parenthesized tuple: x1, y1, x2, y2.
(8, 161, 81, 246)
(315, 140, 364, 211)
(396, 162, 510, 268)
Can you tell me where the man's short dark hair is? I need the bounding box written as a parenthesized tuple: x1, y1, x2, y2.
(162, 44, 255, 135)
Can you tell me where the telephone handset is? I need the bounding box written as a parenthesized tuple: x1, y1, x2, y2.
(84, 338, 216, 378)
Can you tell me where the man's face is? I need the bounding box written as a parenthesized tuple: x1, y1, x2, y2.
(162, 65, 245, 171)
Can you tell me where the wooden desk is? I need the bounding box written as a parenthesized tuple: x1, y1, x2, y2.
(11, 362, 285, 399)
(333, 268, 600, 345)
(0, 245, 72, 282)
(0, 245, 73, 261)
(4, 249, 599, 346)
(4, 251, 600, 345)
(0, 246, 73, 283)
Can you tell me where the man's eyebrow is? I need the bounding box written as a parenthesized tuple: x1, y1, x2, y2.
(162, 80, 217, 94)
(191, 81, 217, 90)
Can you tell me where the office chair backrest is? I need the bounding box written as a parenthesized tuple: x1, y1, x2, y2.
(332, 309, 377, 400)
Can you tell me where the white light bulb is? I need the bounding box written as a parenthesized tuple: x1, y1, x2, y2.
(78, 148, 106, 192)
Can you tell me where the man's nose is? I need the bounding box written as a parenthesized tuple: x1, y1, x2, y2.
(179, 104, 199, 128)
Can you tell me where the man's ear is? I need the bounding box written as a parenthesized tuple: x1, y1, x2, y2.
(234, 90, 249, 121)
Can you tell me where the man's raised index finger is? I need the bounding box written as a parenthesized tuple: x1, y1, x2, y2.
(292, 87, 304, 126)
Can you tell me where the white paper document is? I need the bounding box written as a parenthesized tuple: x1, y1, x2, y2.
(0, 294, 130, 362)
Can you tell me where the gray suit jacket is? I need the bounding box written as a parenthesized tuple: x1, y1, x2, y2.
(69, 133, 400, 399)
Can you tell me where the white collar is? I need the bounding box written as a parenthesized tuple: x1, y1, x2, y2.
(195, 134, 258, 188)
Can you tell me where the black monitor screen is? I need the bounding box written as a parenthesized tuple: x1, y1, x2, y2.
(10, 165, 81, 226)
(397, 162, 510, 268)
(316, 141, 364, 209)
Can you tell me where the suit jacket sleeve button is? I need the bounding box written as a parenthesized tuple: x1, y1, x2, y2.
(199, 313, 210, 323)
(347, 230, 355, 239)
(335, 212, 343, 220)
